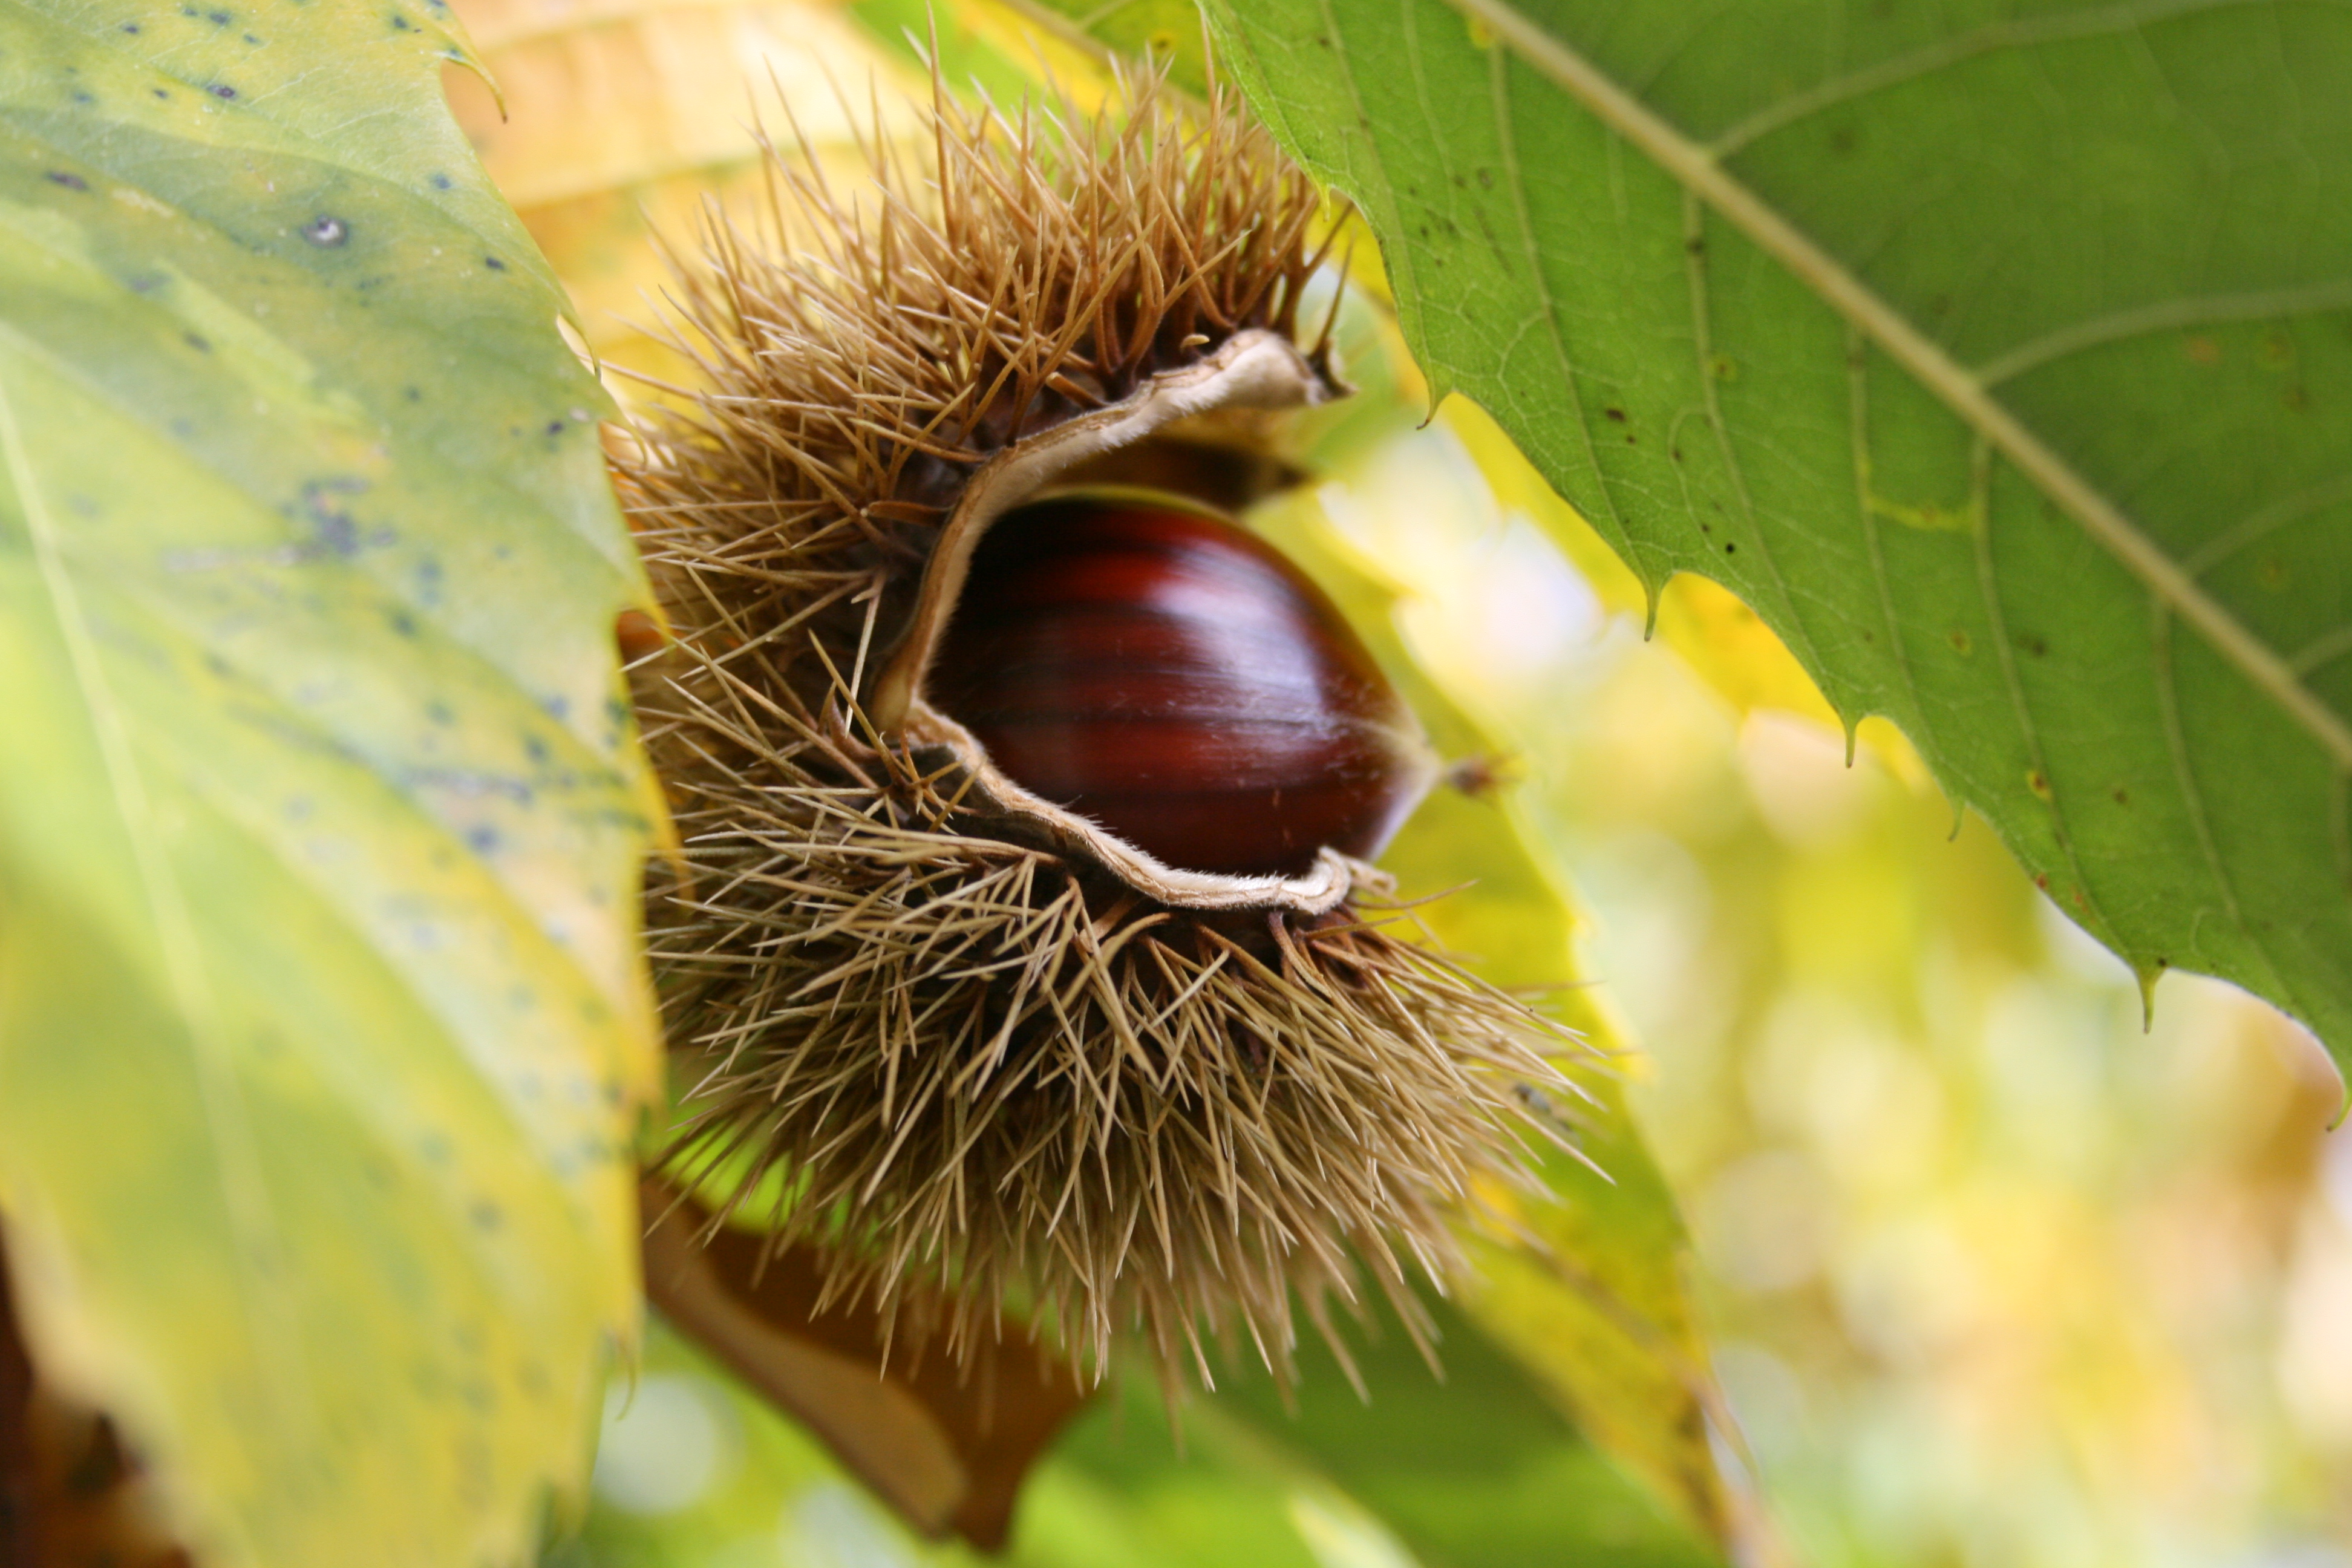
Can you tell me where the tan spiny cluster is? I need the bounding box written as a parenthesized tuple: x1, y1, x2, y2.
(616, 67, 1587, 1387)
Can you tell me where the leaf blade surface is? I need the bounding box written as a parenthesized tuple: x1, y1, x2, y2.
(1206, 0, 2352, 1063)
(0, 1, 658, 1561)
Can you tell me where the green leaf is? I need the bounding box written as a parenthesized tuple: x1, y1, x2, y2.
(561, 1307, 1716, 1568)
(0, 2, 659, 1564)
(1201, 1289, 1726, 1568)
(1196, 0, 2352, 1071)
(1249, 298, 1739, 1544)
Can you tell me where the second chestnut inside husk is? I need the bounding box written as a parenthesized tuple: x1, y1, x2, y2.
(619, 66, 1586, 1383)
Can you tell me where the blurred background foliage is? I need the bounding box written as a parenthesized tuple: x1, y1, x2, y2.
(442, 0, 2352, 1561)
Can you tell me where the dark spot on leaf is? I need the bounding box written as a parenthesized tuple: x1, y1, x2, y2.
(2283, 385, 2309, 411)
(2027, 769, 2052, 800)
(426, 701, 454, 727)
(210, 82, 236, 98)
(430, 171, 452, 189)
(243, 31, 260, 42)
(301, 479, 367, 555)
(404, 385, 422, 401)
(184, 332, 210, 353)
(1723, 541, 1736, 554)
(2034, 873, 2050, 891)
(44, 171, 87, 191)
(466, 825, 499, 854)
(524, 735, 550, 763)
(544, 420, 564, 436)
(1829, 126, 1855, 154)
(152, 87, 169, 99)
(120, 20, 140, 30)
(1625, 433, 1637, 444)
(301, 214, 347, 246)
(483, 254, 506, 270)
(390, 610, 417, 636)
(207, 8, 230, 22)
(1949, 629, 1971, 654)
(2020, 633, 2047, 657)
(1685, 235, 1705, 255)
(1862, 630, 1873, 642)
(2112, 787, 2129, 805)
(1603, 407, 1627, 422)
(390, 10, 414, 27)
(2156, 956, 2169, 970)
(543, 694, 570, 720)
(70, 90, 93, 105)
(1476, 168, 1494, 190)
(468, 1201, 503, 1232)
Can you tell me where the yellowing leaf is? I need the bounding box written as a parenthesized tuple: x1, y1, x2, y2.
(446, 0, 925, 384)
(0, 2, 659, 1564)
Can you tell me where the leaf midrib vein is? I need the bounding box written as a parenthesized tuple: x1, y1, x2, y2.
(1442, 0, 2352, 770)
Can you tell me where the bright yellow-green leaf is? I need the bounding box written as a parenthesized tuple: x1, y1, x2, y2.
(0, 2, 660, 1564)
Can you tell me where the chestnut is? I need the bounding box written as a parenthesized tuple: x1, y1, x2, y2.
(625, 72, 1577, 1397)
(927, 492, 1432, 878)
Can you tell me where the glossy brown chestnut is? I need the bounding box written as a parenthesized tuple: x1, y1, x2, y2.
(927, 493, 1429, 878)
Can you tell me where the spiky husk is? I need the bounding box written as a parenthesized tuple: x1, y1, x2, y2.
(619, 70, 1586, 1382)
